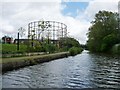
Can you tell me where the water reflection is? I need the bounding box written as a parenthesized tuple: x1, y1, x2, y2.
(2, 50, 120, 89)
(89, 53, 120, 89)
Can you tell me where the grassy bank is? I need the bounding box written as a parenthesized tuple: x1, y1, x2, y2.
(1, 52, 69, 73)
(1, 43, 58, 58)
(1, 44, 27, 54)
(1, 40, 83, 73)
(1, 52, 69, 64)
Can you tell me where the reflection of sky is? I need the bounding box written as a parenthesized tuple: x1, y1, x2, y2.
(61, 2, 88, 18)
(2, 50, 120, 88)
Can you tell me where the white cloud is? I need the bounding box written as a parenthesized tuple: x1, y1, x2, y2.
(75, 0, 119, 43)
(1, 0, 119, 44)
(0, 18, 15, 33)
(84, 0, 119, 21)
(2, 0, 61, 3)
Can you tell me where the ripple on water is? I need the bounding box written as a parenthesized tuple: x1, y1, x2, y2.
(2, 51, 120, 89)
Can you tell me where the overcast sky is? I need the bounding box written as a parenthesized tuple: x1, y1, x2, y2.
(0, 0, 119, 44)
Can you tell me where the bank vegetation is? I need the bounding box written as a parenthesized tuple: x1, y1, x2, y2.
(87, 10, 120, 55)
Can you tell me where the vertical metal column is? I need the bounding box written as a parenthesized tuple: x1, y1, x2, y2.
(61, 23, 63, 38)
(53, 21, 55, 44)
(17, 32, 19, 51)
(118, 1, 120, 39)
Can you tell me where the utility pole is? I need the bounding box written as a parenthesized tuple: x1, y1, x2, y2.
(17, 32, 19, 51)
(17, 27, 25, 51)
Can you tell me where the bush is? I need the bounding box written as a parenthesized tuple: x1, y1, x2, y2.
(59, 47, 68, 52)
(111, 44, 120, 55)
(45, 44, 57, 53)
(69, 47, 83, 56)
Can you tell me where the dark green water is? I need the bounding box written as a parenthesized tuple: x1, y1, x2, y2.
(2, 50, 120, 89)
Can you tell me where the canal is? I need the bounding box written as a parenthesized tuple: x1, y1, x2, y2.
(2, 50, 120, 89)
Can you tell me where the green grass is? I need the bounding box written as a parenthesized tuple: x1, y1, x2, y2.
(1, 44, 27, 54)
(1, 52, 69, 64)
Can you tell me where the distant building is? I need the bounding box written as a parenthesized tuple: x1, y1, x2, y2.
(2, 36, 13, 44)
(14, 39, 29, 44)
(14, 39, 58, 45)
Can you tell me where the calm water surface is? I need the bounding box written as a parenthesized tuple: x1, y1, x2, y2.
(2, 50, 120, 89)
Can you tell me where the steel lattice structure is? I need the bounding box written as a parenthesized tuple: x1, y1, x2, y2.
(28, 21, 67, 42)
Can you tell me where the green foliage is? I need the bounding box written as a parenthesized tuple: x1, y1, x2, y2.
(69, 47, 83, 56)
(33, 40, 42, 52)
(1, 44, 27, 54)
(27, 40, 44, 52)
(111, 44, 120, 54)
(100, 43, 107, 52)
(87, 10, 120, 53)
(45, 44, 57, 53)
(59, 37, 81, 51)
(101, 34, 119, 52)
(1, 36, 83, 56)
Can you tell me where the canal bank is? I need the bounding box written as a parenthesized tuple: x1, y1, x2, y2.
(1, 52, 69, 74)
(2, 50, 120, 89)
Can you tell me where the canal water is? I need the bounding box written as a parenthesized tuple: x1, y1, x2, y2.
(2, 50, 120, 89)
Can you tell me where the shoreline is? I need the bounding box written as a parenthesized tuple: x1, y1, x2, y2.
(1, 52, 70, 74)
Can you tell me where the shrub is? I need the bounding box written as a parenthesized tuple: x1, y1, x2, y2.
(45, 44, 57, 53)
(111, 44, 120, 55)
(69, 47, 83, 56)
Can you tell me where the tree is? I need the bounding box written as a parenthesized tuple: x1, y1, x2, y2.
(17, 27, 26, 50)
(59, 37, 81, 51)
(87, 10, 120, 52)
(18, 27, 26, 39)
(38, 20, 51, 42)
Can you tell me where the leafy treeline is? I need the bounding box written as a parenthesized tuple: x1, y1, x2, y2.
(2, 37, 83, 56)
(59, 37, 83, 56)
(87, 11, 120, 53)
(59, 37, 81, 51)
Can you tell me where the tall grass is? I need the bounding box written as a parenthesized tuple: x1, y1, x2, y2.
(1, 44, 27, 54)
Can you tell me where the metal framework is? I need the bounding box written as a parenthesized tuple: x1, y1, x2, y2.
(28, 21, 67, 43)
(118, 1, 120, 33)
